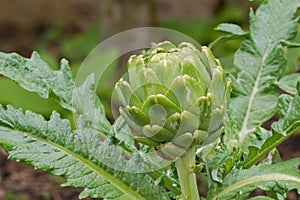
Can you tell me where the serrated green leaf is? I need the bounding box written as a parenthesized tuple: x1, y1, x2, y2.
(229, 0, 300, 149)
(207, 158, 300, 200)
(209, 23, 248, 48)
(112, 116, 136, 152)
(0, 52, 112, 136)
(277, 73, 300, 95)
(0, 105, 169, 200)
(214, 23, 246, 35)
(72, 74, 111, 135)
(0, 51, 180, 197)
(0, 52, 74, 110)
(243, 84, 300, 168)
(272, 85, 300, 136)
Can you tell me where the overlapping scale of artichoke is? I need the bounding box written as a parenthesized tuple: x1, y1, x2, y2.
(115, 41, 231, 159)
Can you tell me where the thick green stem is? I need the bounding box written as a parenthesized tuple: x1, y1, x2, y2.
(175, 146, 200, 200)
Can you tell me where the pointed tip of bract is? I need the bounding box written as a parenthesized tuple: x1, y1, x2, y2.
(155, 41, 177, 52)
(126, 106, 151, 126)
(114, 79, 142, 108)
(225, 78, 232, 107)
(210, 67, 225, 104)
(119, 107, 144, 132)
(200, 46, 220, 75)
(127, 54, 144, 70)
(179, 42, 202, 56)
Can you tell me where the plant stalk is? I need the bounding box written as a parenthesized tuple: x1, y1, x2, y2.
(175, 146, 200, 200)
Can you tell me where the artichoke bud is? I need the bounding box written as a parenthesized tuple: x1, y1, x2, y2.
(114, 41, 231, 158)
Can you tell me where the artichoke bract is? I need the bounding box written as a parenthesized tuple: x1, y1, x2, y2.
(115, 41, 231, 159)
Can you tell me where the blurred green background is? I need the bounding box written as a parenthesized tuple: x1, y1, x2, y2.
(0, 0, 254, 121)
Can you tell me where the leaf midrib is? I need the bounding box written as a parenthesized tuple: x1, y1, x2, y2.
(2, 126, 145, 200)
(212, 173, 300, 200)
(243, 121, 300, 168)
(239, 43, 272, 143)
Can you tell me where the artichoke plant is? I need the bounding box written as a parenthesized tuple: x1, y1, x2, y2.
(115, 41, 231, 159)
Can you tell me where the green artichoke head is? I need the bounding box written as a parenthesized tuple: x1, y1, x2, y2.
(115, 41, 231, 159)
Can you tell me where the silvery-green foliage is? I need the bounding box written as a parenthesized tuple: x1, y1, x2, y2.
(0, 0, 299, 199)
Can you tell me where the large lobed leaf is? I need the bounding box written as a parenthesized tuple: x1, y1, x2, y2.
(0, 50, 181, 198)
(0, 104, 169, 200)
(207, 158, 300, 200)
(0, 52, 73, 110)
(229, 0, 300, 148)
(205, 0, 300, 186)
(72, 74, 111, 135)
(0, 52, 111, 135)
(272, 85, 300, 136)
(243, 83, 300, 168)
